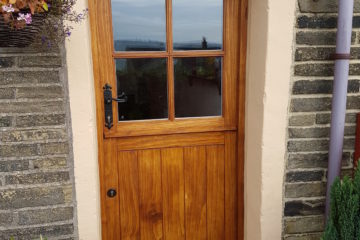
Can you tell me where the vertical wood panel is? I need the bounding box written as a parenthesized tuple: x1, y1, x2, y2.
(238, 0, 248, 238)
(104, 139, 121, 240)
(138, 150, 163, 240)
(166, 0, 175, 121)
(206, 145, 225, 240)
(224, 0, 240, 128)
(118, 151, 140, 240)
(168, 57, 175, 121)
(184, 146, 207, 240)
(161, 148, 185, 240)
(225, 132, 238, 239)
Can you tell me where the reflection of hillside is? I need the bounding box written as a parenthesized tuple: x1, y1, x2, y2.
(114, 40, 166, 51)
(114, 40, 222, 51)
(174, 41, 222, 50)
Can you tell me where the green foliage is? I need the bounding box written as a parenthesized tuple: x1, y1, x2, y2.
(323, 218, 339, 240)
(322, 167, 360, 240)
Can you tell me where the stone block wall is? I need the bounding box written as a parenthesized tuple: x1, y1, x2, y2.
(0, 47, 77, 239)
(283, 0, 360, 239)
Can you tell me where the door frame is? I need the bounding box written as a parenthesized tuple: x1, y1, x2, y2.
(87, 0, 248, 238)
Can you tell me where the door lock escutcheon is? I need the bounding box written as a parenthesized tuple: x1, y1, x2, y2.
(107, 189, 117, 198)
(103, 84, 128, 130)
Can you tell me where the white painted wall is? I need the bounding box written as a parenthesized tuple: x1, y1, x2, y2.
(65, 0, 102, 239)
(65, 0, 296, 239)
(245, 0, 296, 239)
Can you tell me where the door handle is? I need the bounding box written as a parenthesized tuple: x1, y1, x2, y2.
(103, 84, 128, 130)
(103, 84, 114, 129)
(113, 92, 128, 103)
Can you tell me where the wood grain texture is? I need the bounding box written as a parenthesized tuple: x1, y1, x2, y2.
(138, 150, 163, 240)
(168, 56, 175, 121)
(118, 151, 140, 240)
(161, 148, 185, 240)
(225, 132, 238, 239)
(184, 146, 207, 240)
(89, 0, 247, 238)
(238, 0, 248, 239)
(103, 139, 120, 240)
(207, 145, 225, 240)
(107, 117, 230, 138)
(224, 0, 240, 128)
(116, 132, 225, 151)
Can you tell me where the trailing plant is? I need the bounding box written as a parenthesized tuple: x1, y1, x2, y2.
(0, 0, 87, 47)
(322, 167, 360, 240)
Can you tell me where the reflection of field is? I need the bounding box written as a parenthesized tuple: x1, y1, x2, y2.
(114, 40, 222, 51)
(175, 57, 222, 118)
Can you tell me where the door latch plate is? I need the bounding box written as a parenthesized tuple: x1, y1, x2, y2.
(104, 84, 114, 130)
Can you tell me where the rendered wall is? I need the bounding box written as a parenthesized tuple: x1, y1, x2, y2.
(65, 0, 102, 237)
(245, 0, 296, 239)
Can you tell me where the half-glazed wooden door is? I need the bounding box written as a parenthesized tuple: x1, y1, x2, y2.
(89, 0, 245, 239)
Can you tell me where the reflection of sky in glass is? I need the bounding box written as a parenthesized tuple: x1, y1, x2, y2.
(112, 0, 166, 42)
(173, 0, 223, 46)
(111, 0, 223, 51)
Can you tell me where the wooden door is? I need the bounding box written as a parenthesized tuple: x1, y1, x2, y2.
(88, 0, 247, 239)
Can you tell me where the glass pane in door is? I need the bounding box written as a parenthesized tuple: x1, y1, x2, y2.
(116, 58, 168, 121)
(112, 0, 166, 51)
(174, 57, 222, 118)
(173, 0, 223, 50)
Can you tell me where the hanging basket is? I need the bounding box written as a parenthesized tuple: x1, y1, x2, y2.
(0, 14, 46, 48)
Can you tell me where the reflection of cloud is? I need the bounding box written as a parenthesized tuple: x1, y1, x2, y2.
(111, 0, 221, 7)
(111, 0, 223, 43)
(173, 0, 222, 7)
(173, 3, 222, 43)
(112, 2, 166, 41)
(111, 0, 163, 7)
(113, 12, 163, 26)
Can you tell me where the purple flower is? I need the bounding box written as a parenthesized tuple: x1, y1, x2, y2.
(65, 30, 71, 37)
(17, 13, 32, 24)
(24, 13, 32, 24)
(64, 26, 72, 37)
(2, 4, 14, 13)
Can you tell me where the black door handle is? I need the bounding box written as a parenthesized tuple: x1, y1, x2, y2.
(113, 92, 128, 103)
(104, 84, 129, 130)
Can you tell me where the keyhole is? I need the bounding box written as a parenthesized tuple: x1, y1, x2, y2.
(107, 189, 117, 198)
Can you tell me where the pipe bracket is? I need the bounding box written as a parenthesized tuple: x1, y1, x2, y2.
(330, 53, 351, 60)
